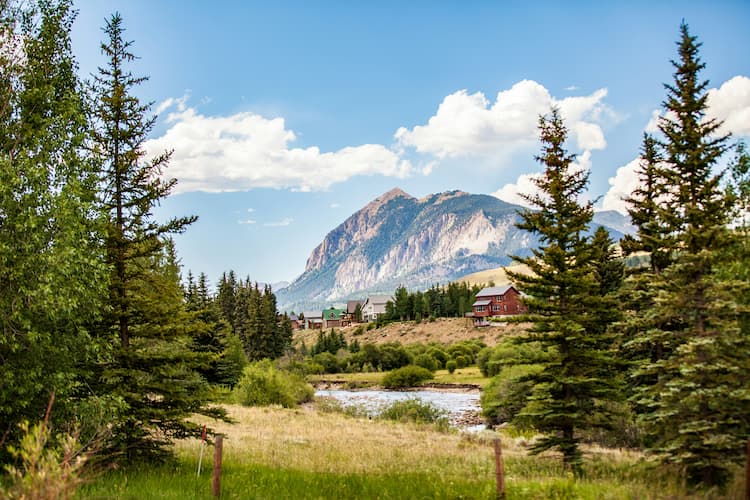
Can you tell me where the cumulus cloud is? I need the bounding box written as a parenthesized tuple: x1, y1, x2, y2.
(707, 75, 750, 136)
(493, 151, 593, 208)
(601, 76, 750, 215)
(600, 157, 641, 214)
(395, 80, 612, 161)
(146, 103, 413, 194)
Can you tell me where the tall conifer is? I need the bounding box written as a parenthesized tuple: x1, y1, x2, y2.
(507, 108, 620, 473)
(92, 13, 222, 461)
(633, 23, 749, 487)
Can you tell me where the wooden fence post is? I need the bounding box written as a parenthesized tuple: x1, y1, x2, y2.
(745, 438, 750, 500)
(213, 435, 223, 498)
(494, 437, 505, 500)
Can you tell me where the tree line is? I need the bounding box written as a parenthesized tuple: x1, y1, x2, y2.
(490, 22, 749, 489)
(383, 282, 486, 322)
(0, 1, 288, 465)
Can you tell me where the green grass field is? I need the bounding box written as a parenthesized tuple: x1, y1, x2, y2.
(77, 404, 745, 499)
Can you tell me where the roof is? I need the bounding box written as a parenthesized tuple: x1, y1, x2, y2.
(302, 310, 322, 319)
(476, 285, 515, 298)
(364, 295, 393, 305)
(322, 307, 345, 319)
(346, 300, 363, 313)
(472, 300, 492, 307)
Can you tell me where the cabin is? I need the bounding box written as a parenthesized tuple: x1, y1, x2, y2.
(288, 313, 304, 330)
(469, 285, 525, 326)
(302, 310, 323, 330)
(361, 295, 392, 322)
(322, 307, 348, 328)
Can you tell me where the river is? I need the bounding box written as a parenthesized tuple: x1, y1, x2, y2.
(315, 388, 485, 430)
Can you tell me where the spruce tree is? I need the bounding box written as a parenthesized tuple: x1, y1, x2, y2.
(92, 13, 222, 461)
(507, 108, 621, 473)
(633, 23, 750, 487)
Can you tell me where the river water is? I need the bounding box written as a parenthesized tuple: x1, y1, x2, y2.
(315, 388, 485, 430)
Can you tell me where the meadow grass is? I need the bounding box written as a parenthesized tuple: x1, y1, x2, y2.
(78, 404, 746, 499)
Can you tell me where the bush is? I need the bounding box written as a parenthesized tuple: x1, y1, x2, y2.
(382, 365, 434, 389)
(455, 355, 470, 368)
(313, 352, 340, 374)
(427, 347, 448, 368)
(379, 344, 412, 371)
(446, 360, 457, 374)
(413, 353, 439, 372)
(234, 360, 314, 408)
(378, 399, 449, 429)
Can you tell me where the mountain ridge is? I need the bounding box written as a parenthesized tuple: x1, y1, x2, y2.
(277, 188, 632, 311)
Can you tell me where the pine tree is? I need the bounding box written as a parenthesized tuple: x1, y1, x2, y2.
(91, 13, 222, 461)
(507, 108, 621, 474)
(633, 23, 750, 487)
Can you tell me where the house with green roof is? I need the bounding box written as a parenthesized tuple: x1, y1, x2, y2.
(322, 306, 348, 328)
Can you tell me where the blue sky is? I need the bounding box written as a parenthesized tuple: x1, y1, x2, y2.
(71, 1, 750, 284)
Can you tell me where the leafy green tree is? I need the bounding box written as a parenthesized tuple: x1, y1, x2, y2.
(506, 108, 621, 474)
(633, 23, 750, 487)
(92, 13, 222, 461)
(0, 0, 108, 456)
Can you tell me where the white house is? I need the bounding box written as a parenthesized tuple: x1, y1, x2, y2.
(361, 294, 392, 322)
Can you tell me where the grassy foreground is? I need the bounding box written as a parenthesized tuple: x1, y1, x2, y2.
(78, 404, 745, 499)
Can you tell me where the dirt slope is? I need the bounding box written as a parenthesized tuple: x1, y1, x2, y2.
(294, 317, 530, 347)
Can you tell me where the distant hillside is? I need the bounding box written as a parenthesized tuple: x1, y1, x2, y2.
(453, 263, 534, 288)
(276, 188, 633, 312)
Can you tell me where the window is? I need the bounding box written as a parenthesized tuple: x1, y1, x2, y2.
(492, 304, 500, 312)
(476, 305, 485, 312)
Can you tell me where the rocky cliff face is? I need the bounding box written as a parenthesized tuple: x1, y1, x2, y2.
(277, 188, 630, 311)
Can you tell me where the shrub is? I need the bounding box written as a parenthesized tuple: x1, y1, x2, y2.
(379, 344, 412, 371)
(382, 365, 434, 389)
(455, 355, 470, 368)
(413, 353, 439, 372)
(1, 421, 88, 500)
(234, 360, 314, 408)
(446, 360, 457, 374)
(313, 352, 340, 374)
(427, 347, 448, 368)
(378, 399, 449, 429)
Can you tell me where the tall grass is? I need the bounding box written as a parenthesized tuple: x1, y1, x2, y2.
(78, 404, 746, 499)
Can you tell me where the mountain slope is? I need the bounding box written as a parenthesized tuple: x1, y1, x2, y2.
(277, 188, 631, 311)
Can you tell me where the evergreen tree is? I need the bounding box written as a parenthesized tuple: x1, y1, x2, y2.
(0, 0, 108, 456)
(91, 13, 222, 461)
(633, 23, 750, 487)
(506, 108, 621, 474)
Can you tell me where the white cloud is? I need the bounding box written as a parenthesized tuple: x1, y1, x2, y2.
(565, 85, 579, 91)
(146, 102, 413, 194)
(645, 109, 661, 133)
(247, 208, 255, 213)
(493, 150, 593, 208)
(600, 157, 641, 214)
(395, 80, 611, 161)
(330, 203, 340, 209)
(264, 217, 293, 227)
(601, 75, 750, 215)
(237, 218, 256, 225)
(707, 75, 750, 137)
(492, 172, 541, 208)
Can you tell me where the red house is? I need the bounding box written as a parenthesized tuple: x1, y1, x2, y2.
(469, 285, 525, 326)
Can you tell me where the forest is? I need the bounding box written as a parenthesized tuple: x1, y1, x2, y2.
(1, 0, 749, 498)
